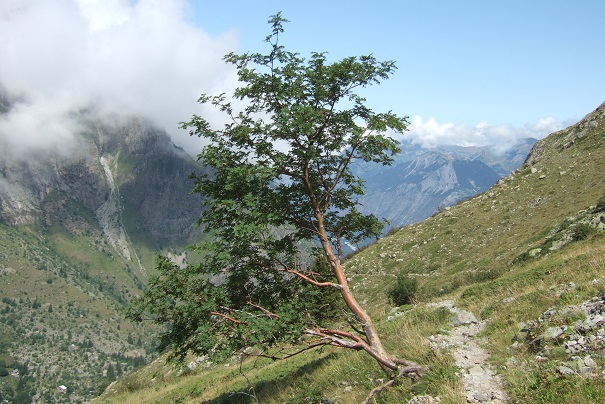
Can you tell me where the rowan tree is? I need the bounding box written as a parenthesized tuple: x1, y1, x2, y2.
(130, 12, 425, 389)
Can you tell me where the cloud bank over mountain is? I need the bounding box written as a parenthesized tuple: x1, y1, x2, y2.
(0, 0, 238, 154)
(398, 115, 570, 153)
(0, 0, 569, 157)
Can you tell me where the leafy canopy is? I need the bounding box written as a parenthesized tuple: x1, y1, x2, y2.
(130, 13, 408, 362)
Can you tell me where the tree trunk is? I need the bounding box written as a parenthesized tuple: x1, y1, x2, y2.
(303, 165, 422, 376)
(316, 215, 400, 371)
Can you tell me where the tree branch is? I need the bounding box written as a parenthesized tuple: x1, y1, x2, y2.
(361, 363, 428, 404)
(253, 340, 331, 361)
(305, 327, 404, 372)
(304, 327, 366, 350)
(346, 316, 367, 340)
(211, 311, 245, 325)
(246, 301, 280, 319)
(362, 379, 396, 404)
(276, 266, 342, 290)
(286, 216, 320, 237)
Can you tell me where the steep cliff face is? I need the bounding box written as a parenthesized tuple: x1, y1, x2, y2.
(0, 114, 206, 252)
(92, 118, 205, 249)
(0, 145, 108, 225)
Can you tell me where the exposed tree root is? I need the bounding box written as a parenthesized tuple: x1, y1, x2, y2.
(362, 363, 429, 404)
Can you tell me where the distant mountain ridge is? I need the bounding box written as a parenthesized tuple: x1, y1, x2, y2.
(437, 137, 538, 176)
(356, 138, 536, 230)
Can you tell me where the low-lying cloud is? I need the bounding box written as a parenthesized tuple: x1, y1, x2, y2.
(397, 115, 569, 153)
(0, 0, 238, 155)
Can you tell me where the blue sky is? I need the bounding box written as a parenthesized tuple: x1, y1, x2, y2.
(1, 0, 603, 154)
(190, 0, 604, 126)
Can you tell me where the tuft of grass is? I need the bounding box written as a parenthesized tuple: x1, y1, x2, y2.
(388, 272, 418, 305)
(506, 365, 605, 404)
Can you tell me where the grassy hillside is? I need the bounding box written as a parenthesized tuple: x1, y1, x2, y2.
(96, 102, 605, 403)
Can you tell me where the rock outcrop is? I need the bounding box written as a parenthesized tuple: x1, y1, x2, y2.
(513, 295, 605, 377)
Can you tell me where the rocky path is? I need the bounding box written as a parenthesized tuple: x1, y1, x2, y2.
(428, 300, 508, 403)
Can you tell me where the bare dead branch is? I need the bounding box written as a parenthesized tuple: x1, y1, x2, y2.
(305, 327, 406, 372)
(304, 328, 365, 350)
(346, 316, 368, 341)
(236, 356, 259, 403)
(362, 363, 428, 404)
(362, 378, 395, 404)
(250, 340, 332, 361)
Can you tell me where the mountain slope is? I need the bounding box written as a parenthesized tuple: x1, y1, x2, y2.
(437, 137, 537, 176)
(98, 101, 605, 403)
(0, 113, 208, 402)
(0, 114, 205, 249)
(354, 138, 535, 231)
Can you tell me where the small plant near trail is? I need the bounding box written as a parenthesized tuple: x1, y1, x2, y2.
(129, 12, 426, 401)
(388, 272, 418, 306)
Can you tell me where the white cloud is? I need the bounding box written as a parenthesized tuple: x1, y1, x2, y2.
(0, 0, 239, 154)
(0, 101, 83, 155)
(77, 0, 131, 32)
(396, 115, 567, 152)
(0, 0, 574, 157)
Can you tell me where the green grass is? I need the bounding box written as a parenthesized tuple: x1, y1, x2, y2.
(97, 305, 461, 403)
(506, 365, 605, 403)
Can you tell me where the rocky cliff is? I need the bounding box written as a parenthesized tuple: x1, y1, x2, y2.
(0, 114, 206, 252)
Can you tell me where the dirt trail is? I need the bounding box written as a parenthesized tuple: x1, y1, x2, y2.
(428, 300, 508, 403)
